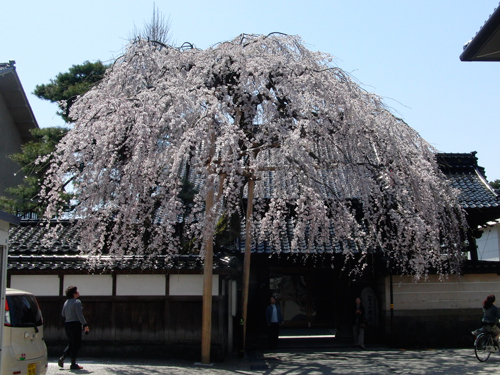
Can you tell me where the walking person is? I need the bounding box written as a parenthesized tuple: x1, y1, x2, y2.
(266, 297, 283, 349)
(58, 286, 89, 370)
(352, 297, 366, 349)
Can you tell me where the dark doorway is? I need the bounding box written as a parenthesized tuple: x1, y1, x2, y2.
(270, 269, 337, 329)
(246, 255, 380, 348)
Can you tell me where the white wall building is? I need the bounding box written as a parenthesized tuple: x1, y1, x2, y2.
(477, 222, 500, 261)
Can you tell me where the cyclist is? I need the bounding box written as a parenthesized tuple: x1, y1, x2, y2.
(481, 295, 500, 344)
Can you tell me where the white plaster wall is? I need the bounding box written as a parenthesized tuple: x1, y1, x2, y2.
(64, 275, 113, 296)
(169, 274, 219, 296)
(10, 275, 60, 296)
(384, 274, 500, 310)
(477, 224, 500, 261)
(116, 274, 166, 296)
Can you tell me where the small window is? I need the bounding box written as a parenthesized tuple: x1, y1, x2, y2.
(5, 295, 43, 327)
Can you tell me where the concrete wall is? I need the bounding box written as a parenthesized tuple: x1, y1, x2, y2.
(382, 274, 500, 348)
(385, 274, 500, 310)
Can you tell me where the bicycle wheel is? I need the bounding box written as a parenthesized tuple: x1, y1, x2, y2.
(475, 334, 492, 362)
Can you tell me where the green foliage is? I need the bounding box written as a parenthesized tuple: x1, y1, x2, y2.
(490, 180, 500, 190)
(33, 61, 108, 123)
(0, 127, 70, 216)
(215, 212, 241, 249)
(178, 178, 198, 205)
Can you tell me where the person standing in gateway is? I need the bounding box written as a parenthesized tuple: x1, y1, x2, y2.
(352, 297, 366, 349)
(58, 286, 90, 370)
(266, 297, 283, 349)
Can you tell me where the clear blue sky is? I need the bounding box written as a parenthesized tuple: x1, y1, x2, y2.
(2, 1, 499, 180)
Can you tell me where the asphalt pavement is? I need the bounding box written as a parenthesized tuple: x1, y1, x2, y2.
(47, 346, 500, 374)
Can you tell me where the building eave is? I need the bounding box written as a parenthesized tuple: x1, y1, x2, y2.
(0, 210, 20, 226)
(0, 62, 39, 141)
(460, 4, 500, 61)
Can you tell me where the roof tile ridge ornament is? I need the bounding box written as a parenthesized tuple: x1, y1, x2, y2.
(0, 60, 16, 71)
(437, 151, 478, 173)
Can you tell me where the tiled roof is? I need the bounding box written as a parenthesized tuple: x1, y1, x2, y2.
(7, 253, 228, 272)
(8, 221, 231, 272)
(9, 220, 80, 255)
(236, 217, 348, 255)
(237, 152, 500, 254)
(437, 152, 500, 209)
(447, 173, 500, 209)
(9, 152, 499, 266)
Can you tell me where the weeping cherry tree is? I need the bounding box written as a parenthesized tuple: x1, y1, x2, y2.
(41, 33, 467, 358)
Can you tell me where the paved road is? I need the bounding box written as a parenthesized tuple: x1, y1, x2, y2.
(47, 347, 500, 374)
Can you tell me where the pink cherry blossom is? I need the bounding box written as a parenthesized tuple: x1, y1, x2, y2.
(40, 34, 467, 279)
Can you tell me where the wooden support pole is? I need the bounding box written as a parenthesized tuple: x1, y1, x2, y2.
(201, 180, 215, 364)
(201, 129, 216, 365)
(241, 178, 255, 351)
(390, 272, 394, 347)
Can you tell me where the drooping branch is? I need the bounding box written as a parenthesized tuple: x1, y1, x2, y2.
(40, 33, 467, 279)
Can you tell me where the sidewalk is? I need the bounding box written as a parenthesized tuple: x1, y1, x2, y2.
(47, 346, 500, 374)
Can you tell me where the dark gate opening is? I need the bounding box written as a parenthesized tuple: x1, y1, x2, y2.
(246, 254, 381, 350)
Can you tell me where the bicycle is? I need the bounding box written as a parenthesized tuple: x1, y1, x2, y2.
(474, 330, 499, 362)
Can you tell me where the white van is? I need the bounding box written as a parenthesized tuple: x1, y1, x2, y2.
(2, 288, 48, 375)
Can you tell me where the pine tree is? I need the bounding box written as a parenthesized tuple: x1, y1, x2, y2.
(33, 61, 108, 123)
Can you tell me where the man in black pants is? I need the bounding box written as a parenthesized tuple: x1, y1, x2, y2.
(266, 297, 283, 349)
(58, 286, 89, 370)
